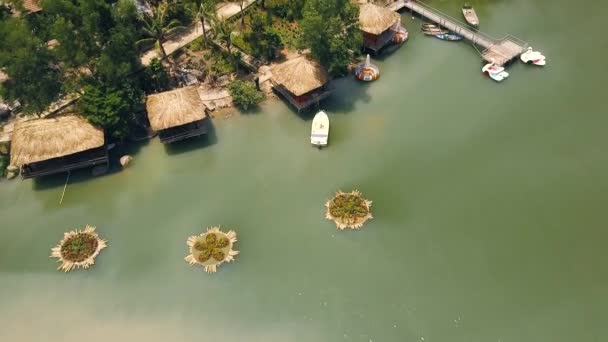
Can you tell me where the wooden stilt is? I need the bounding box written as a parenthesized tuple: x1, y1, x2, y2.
(59, 171, 71, 205)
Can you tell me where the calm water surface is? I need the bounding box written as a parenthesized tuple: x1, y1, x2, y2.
(1, 0, 607, 341)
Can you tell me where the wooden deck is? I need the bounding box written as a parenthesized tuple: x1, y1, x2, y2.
(391, 0, 528, 66)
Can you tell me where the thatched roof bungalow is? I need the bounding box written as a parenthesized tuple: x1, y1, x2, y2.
(10, 115, 108, 179)
(359, 3, 403, 53)
(22, 0, 42, 13)
(146, 86, 209, 143)
(270, 56, 333, 112)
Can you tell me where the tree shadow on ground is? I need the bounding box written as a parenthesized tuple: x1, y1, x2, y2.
(163, 119, 218, 155)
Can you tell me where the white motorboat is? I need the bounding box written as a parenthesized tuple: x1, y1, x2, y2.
(311, 110, 329, 147)
(482, 62, 509, 82)
(520, 47, 546, 66)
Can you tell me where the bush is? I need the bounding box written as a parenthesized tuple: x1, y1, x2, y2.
(143, 58, 171, 94)
(229, 80, 265, 111)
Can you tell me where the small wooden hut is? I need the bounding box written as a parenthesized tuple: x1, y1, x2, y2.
(359, 3, 402, 53)
(10, 115, 108, 179)
(146, 86, 208, 143)
(270, 56, 332, 112)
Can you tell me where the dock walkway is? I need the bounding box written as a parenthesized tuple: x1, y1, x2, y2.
(389, 0, 528, 66)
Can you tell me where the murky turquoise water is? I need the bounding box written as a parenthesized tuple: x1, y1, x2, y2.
(1, 0, 607, 341)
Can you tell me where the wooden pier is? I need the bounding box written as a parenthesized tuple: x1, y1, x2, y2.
(389, 0, 528, 66)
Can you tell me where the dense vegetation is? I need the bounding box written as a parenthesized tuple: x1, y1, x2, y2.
(1, 0, 366, 140)
(300, 0, 362, 76)
(228, 80, 265, 110)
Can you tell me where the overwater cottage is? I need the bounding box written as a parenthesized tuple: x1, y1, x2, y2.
(270, 56, 332, 112)
(359, 3, 404, 53)
(145, 86, 209, 143)
(10, 115, 108, 179)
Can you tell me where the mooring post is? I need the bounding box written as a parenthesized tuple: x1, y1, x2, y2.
(59, 171, 71, 205)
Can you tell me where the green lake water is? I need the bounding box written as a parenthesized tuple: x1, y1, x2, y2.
(1, 0, 607, 341)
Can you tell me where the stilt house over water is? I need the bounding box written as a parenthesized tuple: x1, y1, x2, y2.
(146, 86, 209, 143)
(270, 55, 332, 112)
(359, 3, 403, 53)
(10, 115, 108, 179)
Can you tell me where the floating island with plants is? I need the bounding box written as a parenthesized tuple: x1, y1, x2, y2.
(325, 190, 373, 230)
(185, 227, 239, 273)
(50, 225, 107, 272)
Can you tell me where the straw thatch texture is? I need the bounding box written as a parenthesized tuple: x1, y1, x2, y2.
(146, 86, 206, 131)
(23, 0, 42, 13)
(270, 56, 329, 96)
(359, 3, 400, 35)
(10, 115, 104, 166)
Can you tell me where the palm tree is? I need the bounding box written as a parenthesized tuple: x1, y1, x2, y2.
(136, 2, 186, 60)
(232, 0, 246, 26)
(191, 0, 217, 47)
(211, 17, 237, 67)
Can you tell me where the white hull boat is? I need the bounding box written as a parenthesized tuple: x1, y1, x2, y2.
(482, 62, 509, 82)
(311, 110, 329, 147)
(520, 47, 546, 66)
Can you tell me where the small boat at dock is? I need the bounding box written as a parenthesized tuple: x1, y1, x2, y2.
(482, 61, 509, 82)
(520, 47, 546, 66)
(435, 33, 463, 41)
(311, 110, 329, 148)
(422, 27, 449, 35)
(462, 3, 479, 27)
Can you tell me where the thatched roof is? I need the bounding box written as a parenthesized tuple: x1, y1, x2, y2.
(10, 115, 104, 166)
(270, 56, 329, 96)
(359, 3, 400, 35)
(23, 0, 42, 13)
(146, 86, 206, 131)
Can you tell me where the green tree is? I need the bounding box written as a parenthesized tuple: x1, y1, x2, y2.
(190, 0, 217, 47)
(79, 82, 144, 140)
(212, 17, 237, 66)
(143, 58, 171, 93)
(266, 0, 305, 20)
(42, 0, 140, 82)
(300, 0, 361, 76)
(96, 2, 141, 86)
(0, 17, 62, 113)
(43, 0, 115, 71)
(246, 11, 282, 61)
(137, 2, 186, 60)
(228, 80, 265, 110)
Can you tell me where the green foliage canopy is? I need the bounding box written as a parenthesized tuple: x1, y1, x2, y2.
(228, 80, 265, 111)
(0, 17, 62, 113)
(79, 82, 144, 140)
(300, 0, 361, 76)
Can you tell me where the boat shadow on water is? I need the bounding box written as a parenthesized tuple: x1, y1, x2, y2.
(163, 119, 218, 156)
(318, 78, 373, 116)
